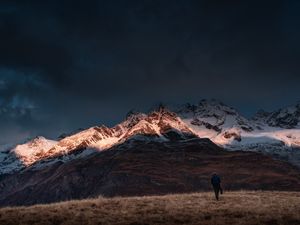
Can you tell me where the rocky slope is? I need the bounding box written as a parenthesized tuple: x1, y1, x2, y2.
(259, 102, 300, 129)
(0, 138, 299, 206)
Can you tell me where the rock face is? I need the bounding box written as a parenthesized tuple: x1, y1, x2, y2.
(0, 138, 299, 207)
(265, 103, 300, 129)
(176, 99, 255, 132)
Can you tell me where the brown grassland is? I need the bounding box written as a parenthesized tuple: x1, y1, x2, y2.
(0, 191, 299, 225)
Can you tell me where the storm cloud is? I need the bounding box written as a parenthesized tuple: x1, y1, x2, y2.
(0, 0, 300, 145)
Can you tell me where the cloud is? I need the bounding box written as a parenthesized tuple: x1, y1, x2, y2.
(0, 0, 299, 145)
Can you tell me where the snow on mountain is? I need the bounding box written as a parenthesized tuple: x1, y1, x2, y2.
(178, 99, 255, 129)
(253, 102, 300, 129)
(173, 100, 300, 148)
(175, 99, 257, 144)
(118, 107, 196, 142)
(1, 100, 300, 175)
(49, 106, 196, 155)
(0, 107, 197, 174)
(12, 136, 57, 165)
(0, 136, 57, 174)
(173, 100, 300, 166)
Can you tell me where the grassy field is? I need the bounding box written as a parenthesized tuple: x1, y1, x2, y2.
(0, 191, 299, 225)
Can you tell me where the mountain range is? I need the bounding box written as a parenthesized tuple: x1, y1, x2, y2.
(0, 99, 300, 206)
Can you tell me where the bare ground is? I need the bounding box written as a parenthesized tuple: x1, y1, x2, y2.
(0, 191, 300, 225)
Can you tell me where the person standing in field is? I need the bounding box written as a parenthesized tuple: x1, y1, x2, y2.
(211, 173, 223, 200)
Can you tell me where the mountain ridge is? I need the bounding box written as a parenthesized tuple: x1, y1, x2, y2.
(1, 137, 300, 206)
(0, 100, 300, 206)
(1, 100, 300, 175)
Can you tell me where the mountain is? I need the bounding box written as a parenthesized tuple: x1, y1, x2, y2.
(0, 136, 57, 175)
(175, 99, 256, 144)
(0, 107, 196, 174)
(1, 100, 300, 176)
(174, 100, 300, 165)
(0, 100, 300, 206)
(177, 99, 255, 132)
(254, 102, 300, 129)
(0, 138, 299, 206)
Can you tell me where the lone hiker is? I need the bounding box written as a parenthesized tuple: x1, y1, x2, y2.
(211, 173, 223, 200)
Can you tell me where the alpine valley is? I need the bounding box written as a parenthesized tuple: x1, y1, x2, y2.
(0, 100, 300, 206)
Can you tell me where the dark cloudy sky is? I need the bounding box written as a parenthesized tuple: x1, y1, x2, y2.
(0, 0, 300, 145)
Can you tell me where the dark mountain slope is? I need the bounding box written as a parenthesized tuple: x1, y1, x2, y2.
(0, 137, 299, 207)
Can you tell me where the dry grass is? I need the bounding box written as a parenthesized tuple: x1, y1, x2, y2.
(0, 191, 300, 225)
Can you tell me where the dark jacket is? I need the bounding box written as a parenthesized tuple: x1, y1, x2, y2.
(211, 174, 221, 186)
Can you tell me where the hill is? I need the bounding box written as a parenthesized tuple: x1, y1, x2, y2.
(1, 138, 299, 206)
(2, 101, 300, 176)
(0, 191, 299, 225)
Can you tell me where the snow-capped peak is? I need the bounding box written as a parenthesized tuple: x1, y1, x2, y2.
(0, 107, 197, 175)
(119, 107, 196, 141)
(12, 136, 57, 165)
(0, 136, 57, 174)
(2, 100, 300, 175)
(176, 99, 254, 134)
(264, 103, 300, 129)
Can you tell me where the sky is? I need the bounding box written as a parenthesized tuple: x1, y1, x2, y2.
(0, 0, 300, 145)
